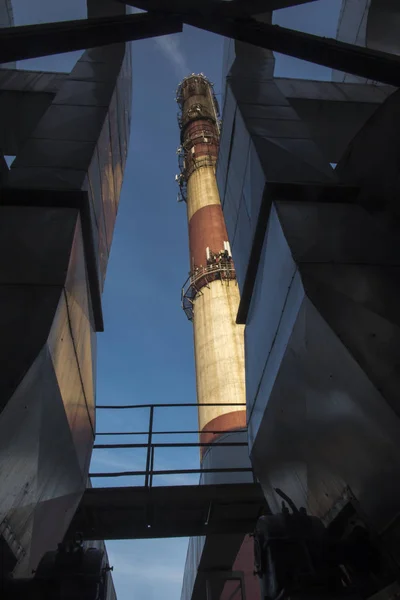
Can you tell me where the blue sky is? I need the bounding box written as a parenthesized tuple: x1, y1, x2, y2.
(11, 0, 342, 598)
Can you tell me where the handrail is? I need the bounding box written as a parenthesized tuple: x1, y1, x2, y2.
(181, 263, 237, 320)
(97, 402, 246, 409)
(183, 263, 236, 290)
(96, 429, 245, 436)
(90, 467, 252, 479)
(92, 402, 250, 488)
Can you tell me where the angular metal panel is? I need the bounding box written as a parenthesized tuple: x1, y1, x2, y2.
(0, 9, 131, 582)
(275, 78, 394, 103)
(243, 193, 400, 546)
(64, 217, 96, 427)
(222, 37, 235, 83)
(29, 492, 83, 574)
(53, 80, 114, 107)
(0, 207, 77, 285)
(275, 201, 400, 265)
(85, 178, 100, 274)
(87, 153, 109, 286)
(243, 139, 265, 228)
(0, 68, 66, 93)
(249, 267, 304, 451)
(36, 350, 86, 502)
(47, 292, 94, 468)
(47, 294, 86, 436)
(0, 344, 85, 576)
(69, 60, 122, 83)
(245, 204, 298, 432)
(88, 149, 103, 225)
(223, 177, 241, 243)
(287, 98, 379, 164)
(225, 43, 337, 184)
(116, 79, 129, 172)
(0, 351, 44, 517)
(302, 266, 400, 419)
(6, 166, 87, 189)
(251, 296, 400, 528)
(225, 109, 250, 211)
(244, 111, 307, 140)
(0, 202, 70, 406)
(97, 114, 117, 251)
(12, 138, 96, 170)
(336, 88, 400, 218)
(231, 196, 252, 293)
(240, 102, 299, 121)
(0, 284, 61, 409)
(120, 45, 132, 143)
(230, 78, 287, 108)
(109, 90, 123, 201)
(218, 85, 237, 201)
(368, 0, 400, 55)
(0, 89, 55, 156)
(253, 136, 332, 183)
(301, 263, 400, 329)
(29, 104, 108, 143)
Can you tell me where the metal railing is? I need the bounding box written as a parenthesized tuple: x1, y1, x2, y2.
(92, 402, 250, 488)
(181, 263, 236, 320)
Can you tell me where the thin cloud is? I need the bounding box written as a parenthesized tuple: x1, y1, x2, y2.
(158, 472, 199, 486)
(154, 35, 190, 78)
(108, 553, 184, 584)
(90, 450, 144, 471)
(127, 7, 189, 84)
(91, 449, 200, 486)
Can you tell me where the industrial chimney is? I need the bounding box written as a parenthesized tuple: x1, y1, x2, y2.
(176, 73, 246, 459)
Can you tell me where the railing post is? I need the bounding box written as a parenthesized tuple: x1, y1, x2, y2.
(149, 445, 155, 488)
(145, 405, 154, 488)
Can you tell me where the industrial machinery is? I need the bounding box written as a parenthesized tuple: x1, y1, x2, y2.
(254, 490, 398, 600)
(2, 538, 114, 600)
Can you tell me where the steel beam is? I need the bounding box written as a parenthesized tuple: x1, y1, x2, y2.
(67, 483, 267, 540)
(124, 0, 400, 87)
(0, 12, 182, 64)
(122, 0, 317, 18)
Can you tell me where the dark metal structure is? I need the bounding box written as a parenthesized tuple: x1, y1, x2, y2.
(2, 0, 400, 85)
(253, 491, 395, 600)
(0, 0, 133, 587)
(3, 540, 114, 600)
(214, 2, 400, 600)
(3, 0, 400, 598)
(122, 0, 400, 86)
(0, 12, 181, 63)
(68, 483, 266, 540)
